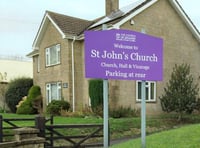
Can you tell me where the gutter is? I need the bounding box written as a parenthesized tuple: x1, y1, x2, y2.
(71, 36, 76, 112)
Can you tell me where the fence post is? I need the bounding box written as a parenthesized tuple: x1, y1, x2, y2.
(0, 115, 2, 142)
(50, 115, 53, 147)
(35, 115, 45, 138)
(50, 115, 53, 124)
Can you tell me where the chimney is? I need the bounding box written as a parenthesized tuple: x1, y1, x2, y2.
(106, 0, 119, 15)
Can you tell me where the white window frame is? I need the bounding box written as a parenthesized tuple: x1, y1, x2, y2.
(46, 82, 62, 104)
(45, 44, 60, 66)
(136, 81, 156, 102)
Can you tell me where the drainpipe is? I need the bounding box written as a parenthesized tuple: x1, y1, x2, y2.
(71, 36, 76, 112)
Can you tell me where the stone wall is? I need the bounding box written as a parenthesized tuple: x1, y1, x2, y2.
(0, 82, 9, 111)
(0, 127, 45, 148)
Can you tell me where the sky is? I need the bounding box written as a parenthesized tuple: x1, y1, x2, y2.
(0, 0, 199, 59)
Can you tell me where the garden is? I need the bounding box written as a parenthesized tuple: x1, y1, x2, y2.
(1, 63, 200, 147)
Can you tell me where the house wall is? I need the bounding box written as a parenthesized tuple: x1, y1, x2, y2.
(33, 0, 200, 114)
(34, 22, 91, 111)
(34, 22, 72, 110)
(73, 40, 90, 110)
(109, 0, 200, 114)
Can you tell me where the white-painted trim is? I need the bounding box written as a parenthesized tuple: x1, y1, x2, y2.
(46, 14, 66, 39)
(32, 47, 39, 50)
(169, 0, 200, 42)
(32, 15, 49, 48)
(113, 0, 158, 28)
(32, 12, 67, 49)
(136, 80, 156, 102)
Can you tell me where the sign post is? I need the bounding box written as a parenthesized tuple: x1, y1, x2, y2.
(141, 29, 146, 148)
(102, 24, 109, 148)
(103, 79, 109, 148)
(84, 29, 163, 148)
(141, 80, 146, 148)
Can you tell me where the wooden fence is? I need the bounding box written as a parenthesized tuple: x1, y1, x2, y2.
(0, 115, 105, 147)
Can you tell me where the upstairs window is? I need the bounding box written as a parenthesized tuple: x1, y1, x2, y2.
(136, 81, 156, 102)
(46, 44, 60, 66)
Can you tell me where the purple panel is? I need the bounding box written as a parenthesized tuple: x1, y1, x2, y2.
(84, 29, 163, 81)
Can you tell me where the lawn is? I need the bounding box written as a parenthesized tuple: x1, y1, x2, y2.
(111, 124, 200, 148)
(1, 113, 200, 141)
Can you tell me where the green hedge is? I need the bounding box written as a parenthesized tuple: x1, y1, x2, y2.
(89, 79, 103, 116)
(5, 77, 33, 113)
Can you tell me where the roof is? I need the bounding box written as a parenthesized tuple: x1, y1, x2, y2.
(90, 0, 200, 42)
(31, 0, 200, 54)
(47, 11, 94, 36)
(32, 11, 94, 50)
(26, 49, 39, 57)
(89, 0, 146, 28)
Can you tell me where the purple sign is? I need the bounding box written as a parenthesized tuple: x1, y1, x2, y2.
(84, 29, 163, 81)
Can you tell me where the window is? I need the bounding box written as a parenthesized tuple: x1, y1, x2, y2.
(45, 44, 60, 66)
(136, 81, 156, 102)
(46, 82, 61, 104)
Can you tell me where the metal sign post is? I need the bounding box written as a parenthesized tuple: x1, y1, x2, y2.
(141, 29, 146, 148)
(103, 79, 109, 148)
(102, 24, 109, 148)
(141, 80, 146, 148)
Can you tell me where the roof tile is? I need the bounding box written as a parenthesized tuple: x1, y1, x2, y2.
(47, 11, 94, 36)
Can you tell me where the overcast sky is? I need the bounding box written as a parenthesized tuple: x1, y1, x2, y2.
(0, 0, 199, 58)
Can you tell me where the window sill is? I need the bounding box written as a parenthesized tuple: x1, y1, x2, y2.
(136, 100, 157, 103)
(46, 63, 60, 67)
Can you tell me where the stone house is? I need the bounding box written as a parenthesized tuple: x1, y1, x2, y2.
(27, 0, 200, 114)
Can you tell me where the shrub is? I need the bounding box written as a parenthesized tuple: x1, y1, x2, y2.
(27, 85, 41, 101)
(5, 77, 33, 113)
(110, 106, 140, 118)
(16, 99, 35, 114)
(16, 85, 41, 114)
(89, 79, 103, 116)
(46, 100, 70, 115)
(159, 63, 199, 121)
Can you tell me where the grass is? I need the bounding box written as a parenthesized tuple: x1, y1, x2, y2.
(1, 113, 200, 141)
(111, 124, 200, 148)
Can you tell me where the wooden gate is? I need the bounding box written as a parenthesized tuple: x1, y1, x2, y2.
(0, 115, 105, 147)
(35, 116, 104, 147)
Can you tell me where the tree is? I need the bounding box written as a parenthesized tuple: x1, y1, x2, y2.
(5, 77, 33, 113)
(159, 63, 199, 121)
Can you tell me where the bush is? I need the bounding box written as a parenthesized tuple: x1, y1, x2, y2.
(5, 77, 33, 113)
(110, 106, 140, 118)
(16, 99, 35, 114)
(27, 85, 42, 102)
(16, 85, 41, 114)
(159, 63, 199, 121)
(46, 100, 70, 115)
(89, 79, 103, 116)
